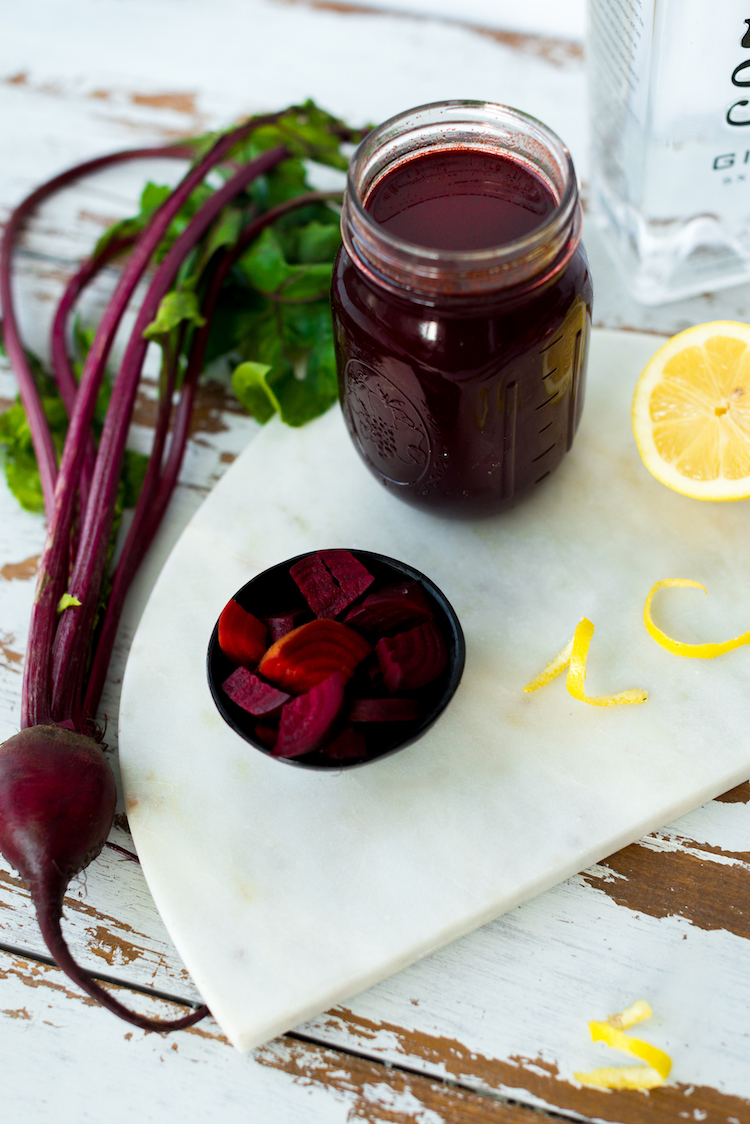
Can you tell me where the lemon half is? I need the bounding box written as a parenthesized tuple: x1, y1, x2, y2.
(632, 321, 750, 500)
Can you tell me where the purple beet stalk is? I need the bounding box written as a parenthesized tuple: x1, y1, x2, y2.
(48, 144, 289, 725)
(18, 118, 287, 728)
(82, 192, 342, 721)
(0, 145, 193, 522)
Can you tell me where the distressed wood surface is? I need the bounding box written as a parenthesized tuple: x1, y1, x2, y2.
(2, 2, 750, 1121)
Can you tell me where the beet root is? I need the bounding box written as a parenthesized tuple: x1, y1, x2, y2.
(274, 673, 344, 757)
(218, 600, 267, 667)
(0, 725, 115, 887)
(290, 550, 374, 618)
(0, 725, 208, 1031)
(376, 620, 448, 692)
(323, 725, 368, 761)
(222, 667, 290, 715)
(344, 582, 434, 633)
(259, 619, 371, 692)
(349, 697, 420, 722)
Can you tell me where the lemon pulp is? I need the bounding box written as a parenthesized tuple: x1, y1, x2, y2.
(632, 321, 750, 500)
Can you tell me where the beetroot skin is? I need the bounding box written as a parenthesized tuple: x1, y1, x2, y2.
(274, 673, 344, 757)
(0, 725, 208, 1031)
(376, 620, 448, 692)
(290, 549, 374, 618)
(0, 725, 116, 892)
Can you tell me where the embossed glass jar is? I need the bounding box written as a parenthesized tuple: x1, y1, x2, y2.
(331, 100, 593, 517)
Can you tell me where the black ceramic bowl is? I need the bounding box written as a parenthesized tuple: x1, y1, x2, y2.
(207, 549, 465, 770)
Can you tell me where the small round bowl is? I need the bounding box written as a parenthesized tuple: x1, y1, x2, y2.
(207, 549, 465, 770)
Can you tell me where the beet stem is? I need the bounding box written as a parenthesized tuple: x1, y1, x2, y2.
(82, 192, 340, 720)
(19, 120, 286, 728)
(0, 145, 193, 520)
(50, 233, 137, 512)
(50, 144, 289, 724)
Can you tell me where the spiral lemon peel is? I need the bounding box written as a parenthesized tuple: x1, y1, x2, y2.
(574, 1001, 671, 1091)
(644, 579, 750, 658)
(523, 619, 647, 706)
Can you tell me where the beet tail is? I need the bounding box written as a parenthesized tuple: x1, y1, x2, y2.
(35, 871, 209, 1031)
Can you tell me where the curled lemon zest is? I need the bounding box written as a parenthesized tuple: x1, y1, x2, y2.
(524, 619, 647, 706)
(644, 579, 750, 658)
(574, 1001, 671, 1091)
(607, 999, 652, 1030)
(522, 638, 573, 693)
(568, 618, 647, 707)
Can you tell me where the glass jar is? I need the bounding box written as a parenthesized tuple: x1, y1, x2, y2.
(331, 100, 593, 518)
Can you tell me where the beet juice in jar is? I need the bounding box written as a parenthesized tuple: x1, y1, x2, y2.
(331, 101, 592, 517)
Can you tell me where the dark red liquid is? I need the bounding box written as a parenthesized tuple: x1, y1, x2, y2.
(366, 149, 556, 251)
(332, 148, 592, 517)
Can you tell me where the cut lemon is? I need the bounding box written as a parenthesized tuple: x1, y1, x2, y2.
(632, 320, 750, 500)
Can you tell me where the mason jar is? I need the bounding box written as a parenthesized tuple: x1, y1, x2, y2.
(331, 100, 592, 517)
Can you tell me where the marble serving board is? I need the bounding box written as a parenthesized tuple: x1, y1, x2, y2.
(119, 329, 750, 1051)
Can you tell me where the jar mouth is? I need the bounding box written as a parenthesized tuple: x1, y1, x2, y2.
(343, 100, 580, 298)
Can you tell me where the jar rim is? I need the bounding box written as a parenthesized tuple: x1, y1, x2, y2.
(343, 99, 581, 297)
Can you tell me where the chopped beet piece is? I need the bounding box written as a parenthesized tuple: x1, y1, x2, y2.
(221, 667, 290, 715)
(318, 549, 374, 603)
(349, 697, 420, 722)
(274, 673, 344, 758)
(254, 721, 279, 747)
(218, 600, 267, 668)
(262, 610, 307, 644)
(290, 550, 374, 618)
(376, 620, 448, 692)
(290, 554, 348, 618)
(259, 619, 371, 693)
(323, 725, 368, 760)
(367, 663, 384, 688)
(345, 582, 433, 633)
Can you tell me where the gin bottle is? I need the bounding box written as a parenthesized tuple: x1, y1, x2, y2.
(589, 0, 750, 304)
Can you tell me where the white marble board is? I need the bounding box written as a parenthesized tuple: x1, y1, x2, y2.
(119, 328, 750, 1052)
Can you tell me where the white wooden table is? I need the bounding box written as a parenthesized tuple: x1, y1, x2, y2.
(3, 3, 750, 1121)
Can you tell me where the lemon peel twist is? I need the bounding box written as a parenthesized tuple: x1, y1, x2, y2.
(644, 579, 750, 658)
(574, 1000, 672, 1091)
(523, 619, 647, 706)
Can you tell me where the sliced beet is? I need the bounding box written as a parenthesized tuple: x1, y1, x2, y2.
(259, 618, 371, 693)
(323, 725, 368, 760)
(254, 721, 279, 748)
(376, 620, 448, 692)
(290, 550, 374, 618)
(349, 697, 420, 722)
(221, 667, 290, 716)
(289, 554, 345, 618)
(345, 582, 433, 633)
(274, 673, 344, 758)
(318, 549, 374, 603)
(262, 610, 307, 644)
(218, 600, 267, 668)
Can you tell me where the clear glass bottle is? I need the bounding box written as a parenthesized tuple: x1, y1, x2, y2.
(589, 0, 750, 304)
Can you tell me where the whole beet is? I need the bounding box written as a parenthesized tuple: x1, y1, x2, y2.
(0, 725, 116, 895)
(0, 725, 207, 1030)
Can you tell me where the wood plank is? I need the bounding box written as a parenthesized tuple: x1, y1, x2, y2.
(0, 947, 550, 1124)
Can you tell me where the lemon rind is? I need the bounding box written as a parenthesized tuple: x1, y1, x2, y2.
(632, 321, 750, 501)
